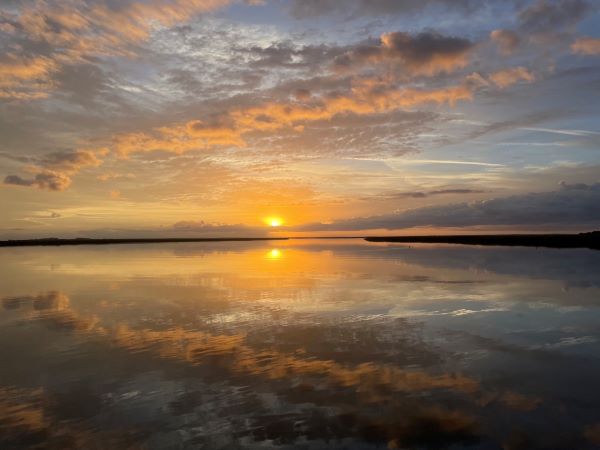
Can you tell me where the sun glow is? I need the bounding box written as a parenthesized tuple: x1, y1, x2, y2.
(267, 248, 282, 259)
(265, 217, 283, 227)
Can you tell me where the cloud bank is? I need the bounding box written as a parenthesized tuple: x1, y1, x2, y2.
(299, 183, 600, 231)
(4, 150, 102, 191)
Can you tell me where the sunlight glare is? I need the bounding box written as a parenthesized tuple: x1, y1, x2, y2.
(267, 248, 282, 259)
(265, 217, 283, 227)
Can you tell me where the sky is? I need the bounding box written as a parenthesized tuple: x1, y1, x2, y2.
(0, 0, 599, 238)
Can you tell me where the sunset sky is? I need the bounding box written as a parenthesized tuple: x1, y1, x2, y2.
(1, 0, 599, 238)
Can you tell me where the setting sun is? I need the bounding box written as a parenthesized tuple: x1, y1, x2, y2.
(265, 217, 283, 227)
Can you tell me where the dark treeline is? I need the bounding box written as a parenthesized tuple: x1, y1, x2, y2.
(0, 237, 289, 247)
(365, 231, 600, 250)
(2, 233, 599, 249)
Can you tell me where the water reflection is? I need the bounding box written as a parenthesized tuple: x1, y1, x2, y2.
(267, 248, 283, 260)
(1, 240, 599, 449)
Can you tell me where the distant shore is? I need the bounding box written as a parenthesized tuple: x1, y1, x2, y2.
(365, 231, 600, 250)
(0, 237, 289, 247)
(1, 232, 598, 249)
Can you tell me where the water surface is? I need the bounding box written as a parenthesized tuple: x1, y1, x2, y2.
(1, 239, 599, 449)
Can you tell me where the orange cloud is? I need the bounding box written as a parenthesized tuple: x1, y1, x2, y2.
(490, 29, 520, 55)
(0, 55, 58, 99)
(112, 122, 245, 157)
(571, 37, 600, 55)
(40, 150, 103, 171)
(0, 0, 235, 100)
(335, 31, 474, 77)
(13, 0, 235, 54)
(489, 67, 535, 89)
(113, 82, 473, 156)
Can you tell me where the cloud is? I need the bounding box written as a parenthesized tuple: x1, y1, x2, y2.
(334, 32, 474, 76)
(0, 0, 236, 99)
(298, 183, 600, 231)
(251, 109, 435, 159)
(490, 29, 520, 55)
(4, 0, 237, 54)
(445, 110, 564, 146)
(444, 66, 537, 92)
(518, 0, 590, 33)
(111, 119, 245, 157)
(4, 170, 72, 191)
(288, 0, 492, 19)
(243, 42, 342, 70)
(40, 150, 102, 171)
(571, 37, 600, 55)
(388, 189, 487, 199)
(0, 55, 58, 99)
(171, 220, 261, 234)
(489, 67, 536, 88)
(3, 149, 103, 191)
(96, 172, 136, 181)
(110, 82, 473, 156)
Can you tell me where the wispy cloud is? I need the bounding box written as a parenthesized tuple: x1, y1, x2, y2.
(392, 160, 504, 167)
(521, 127, 600, 136)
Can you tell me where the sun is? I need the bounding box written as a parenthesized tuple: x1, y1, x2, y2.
(265, 217, 283, 227)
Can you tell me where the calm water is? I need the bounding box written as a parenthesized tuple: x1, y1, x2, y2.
(1, 239, 600, 449)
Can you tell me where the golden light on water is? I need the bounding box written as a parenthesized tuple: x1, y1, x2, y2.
(267, 248, 282, 259)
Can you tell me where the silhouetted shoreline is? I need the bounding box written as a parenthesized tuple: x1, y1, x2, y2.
(0, 237, 289, 247)
(365, 231, 600, 250)
(1, 232, 599, 249)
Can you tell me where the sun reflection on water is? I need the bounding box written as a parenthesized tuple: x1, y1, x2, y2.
(267, 248, 282, 259)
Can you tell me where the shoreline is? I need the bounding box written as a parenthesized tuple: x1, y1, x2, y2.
(0, 237, 289, 247)
(364, 232, 600, 250)
(0, 232, 598, 249)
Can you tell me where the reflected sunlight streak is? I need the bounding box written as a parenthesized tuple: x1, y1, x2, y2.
(267, 248, 282, 259)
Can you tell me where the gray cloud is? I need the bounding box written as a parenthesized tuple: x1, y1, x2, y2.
(386, 189, 487, 199)
(441, 109, 564, 147)
(299, 183, 600, 231)
(242, 42, 343, 70)
(3, 149, 102, 191)
(334, 32, 474, 76)
(289, 0, 498, 19)
(490, 29, 521, 54)
(39, 150, 102, 171)
(0, 151, 33, 164)
(3, 174, 33, 187)
(249, 109, 436, 159)
(518, 0, 590, 33)
(53, 63, 117, 107)
(4, 171, 71, 191)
